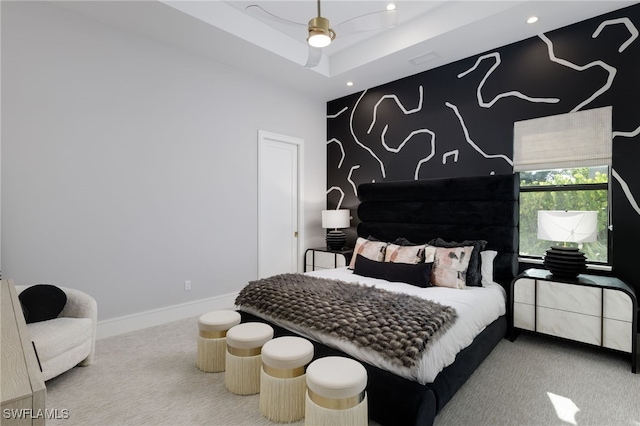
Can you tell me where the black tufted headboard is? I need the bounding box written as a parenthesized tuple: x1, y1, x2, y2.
(356, 174, 519, 287)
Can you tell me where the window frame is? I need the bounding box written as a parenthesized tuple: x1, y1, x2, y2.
(518, 173, 611, 266)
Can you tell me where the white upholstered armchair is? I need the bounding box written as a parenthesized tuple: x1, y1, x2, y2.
(16, 285, 97, 381)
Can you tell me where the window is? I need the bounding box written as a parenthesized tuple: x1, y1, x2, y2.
(513, 107, 612, 265)
(519, 167, 609, 263)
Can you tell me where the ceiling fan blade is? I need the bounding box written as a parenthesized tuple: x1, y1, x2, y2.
(245, 4, 306, 29)
(333, 9, 397, 36)
(304, 45, 322, 68)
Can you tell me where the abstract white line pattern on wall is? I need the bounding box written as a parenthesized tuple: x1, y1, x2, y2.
(457, 52, 560, 108)
(327, 138, 346, 168)
(592, 17, 638, 52)
(612, 169, 640, 216)
(443, 150, 459, 164)
(380, 125, 434, 155)
(350, 89, 386, 178)
(347, 165, 361, 196)
(328, 106, 349, 119)
(445, 102, 513, 166)
(539, 33, 616, 112)
(326, 186, 345, 210)
(367, 85, 424, 134)
(613, 126, 640, 139)
(413, 130, 436, 180)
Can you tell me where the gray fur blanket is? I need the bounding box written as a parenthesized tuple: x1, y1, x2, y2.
(235, 273, 458, 368)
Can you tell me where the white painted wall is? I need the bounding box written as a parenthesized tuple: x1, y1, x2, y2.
(1, 2, 326, 325)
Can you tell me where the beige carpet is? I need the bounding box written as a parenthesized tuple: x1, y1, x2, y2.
(45, 316, 639, 425)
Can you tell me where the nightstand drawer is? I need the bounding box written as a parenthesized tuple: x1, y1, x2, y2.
(537, 280, 601, 316)
(603, 318, 633, 353)
(604, 289, 633, 322)
(513, 302, 535, 331)
(514, 278, 535, 304)
(537, 306, 601, 346)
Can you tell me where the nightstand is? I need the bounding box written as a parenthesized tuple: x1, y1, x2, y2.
(511, 268, 638, 373)
(304, 247, 353, 272)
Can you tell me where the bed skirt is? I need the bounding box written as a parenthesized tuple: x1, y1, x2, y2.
(239, 311, 507, 426)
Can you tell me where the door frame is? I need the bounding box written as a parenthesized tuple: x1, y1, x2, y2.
(257, 130, 305, 278)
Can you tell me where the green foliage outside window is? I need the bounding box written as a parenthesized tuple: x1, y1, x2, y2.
(519, 167, 609, 262)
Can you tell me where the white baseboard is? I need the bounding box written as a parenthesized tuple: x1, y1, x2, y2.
(96, 292, 239, 340)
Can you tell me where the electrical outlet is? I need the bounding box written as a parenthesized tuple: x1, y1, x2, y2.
(184, 280, 191, 291)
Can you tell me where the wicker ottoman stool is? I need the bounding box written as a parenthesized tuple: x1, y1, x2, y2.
(224, 322, 274, 395)
(305, 356, 368, 426)
(197, 310, 241, 373)
(259, 336, 314, 422)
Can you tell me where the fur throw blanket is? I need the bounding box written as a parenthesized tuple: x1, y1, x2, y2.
(235, 273, 458, 368)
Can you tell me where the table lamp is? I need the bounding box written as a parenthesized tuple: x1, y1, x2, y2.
(537, 210, 598, 278)
(322, 209, 350, 251)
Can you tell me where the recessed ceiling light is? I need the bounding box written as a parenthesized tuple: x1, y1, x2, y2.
(527, 16, 539, 24)
(386, 3, 396, 11)
(346, 81, 354, 86)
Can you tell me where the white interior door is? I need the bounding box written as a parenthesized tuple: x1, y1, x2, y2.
(258, 131, 303, 279)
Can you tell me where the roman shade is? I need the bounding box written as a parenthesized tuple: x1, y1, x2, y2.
(513, 106, 612, 172)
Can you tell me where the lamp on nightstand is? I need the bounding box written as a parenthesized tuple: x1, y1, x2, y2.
(322, 209, 350, 251)
(537, 210, 598, 278)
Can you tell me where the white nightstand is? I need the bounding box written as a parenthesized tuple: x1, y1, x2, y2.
(511, 268, 638, 373)
(304, 247, 353, 272)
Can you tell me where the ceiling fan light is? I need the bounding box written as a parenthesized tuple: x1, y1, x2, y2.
(308, 32, 332, 48)
(307, 16, 335, 48)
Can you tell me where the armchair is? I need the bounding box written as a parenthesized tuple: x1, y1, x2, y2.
(16, 285, 97, 381)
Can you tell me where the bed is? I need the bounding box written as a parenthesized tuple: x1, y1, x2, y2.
(237, 173, 519, 426)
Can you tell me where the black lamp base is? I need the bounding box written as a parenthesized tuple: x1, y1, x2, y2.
(543, 246, 587, 278)
(326, 230, 346, 251)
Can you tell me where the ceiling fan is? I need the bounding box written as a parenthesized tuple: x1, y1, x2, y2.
(246, 0, 397, 68)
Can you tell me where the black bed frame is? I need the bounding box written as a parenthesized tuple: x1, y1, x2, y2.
(241, 173, 519, 426)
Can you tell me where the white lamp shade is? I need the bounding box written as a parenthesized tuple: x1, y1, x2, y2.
(537, 210, 598, 243)
(322, 209, 350, 229)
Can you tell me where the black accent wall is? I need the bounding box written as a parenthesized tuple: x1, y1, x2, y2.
(327, 4, 640, 294)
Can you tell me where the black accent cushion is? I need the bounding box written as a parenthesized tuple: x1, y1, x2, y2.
(354, 254, 432, 288)
(393, 237, 422, 246)
(428, 238, 487, 287)
(18, 284, 67, 324)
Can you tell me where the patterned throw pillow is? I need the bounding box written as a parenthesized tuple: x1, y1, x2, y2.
(431, 246, 474, 289)
(424, 245, 437, 263)
(348, 237, 387, 269)
(384, 244, 426, 264)
(428, 238, 487, 287)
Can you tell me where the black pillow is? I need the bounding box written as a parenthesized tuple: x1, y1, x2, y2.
(428, 238, 487, 287)
(354, 255, 432, 288)
(393, 237, 421, 246)
(18, 284, 67, 324)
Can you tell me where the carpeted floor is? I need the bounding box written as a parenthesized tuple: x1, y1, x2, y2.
(45, 316, 640, 426)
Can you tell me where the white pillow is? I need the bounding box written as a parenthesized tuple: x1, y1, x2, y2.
(480, 250, 498, 286)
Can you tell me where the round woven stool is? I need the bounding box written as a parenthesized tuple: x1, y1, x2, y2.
(197, 310, 241, 373)
(259, 336, 314, 423)
(224, 322, 274, 395)
(305, 356, 368, 426)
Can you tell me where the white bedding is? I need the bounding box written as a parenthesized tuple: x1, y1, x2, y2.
(241, 267, 506, 385)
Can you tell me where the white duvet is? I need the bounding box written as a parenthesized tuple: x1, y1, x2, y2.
(241, 267, 506, 385)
